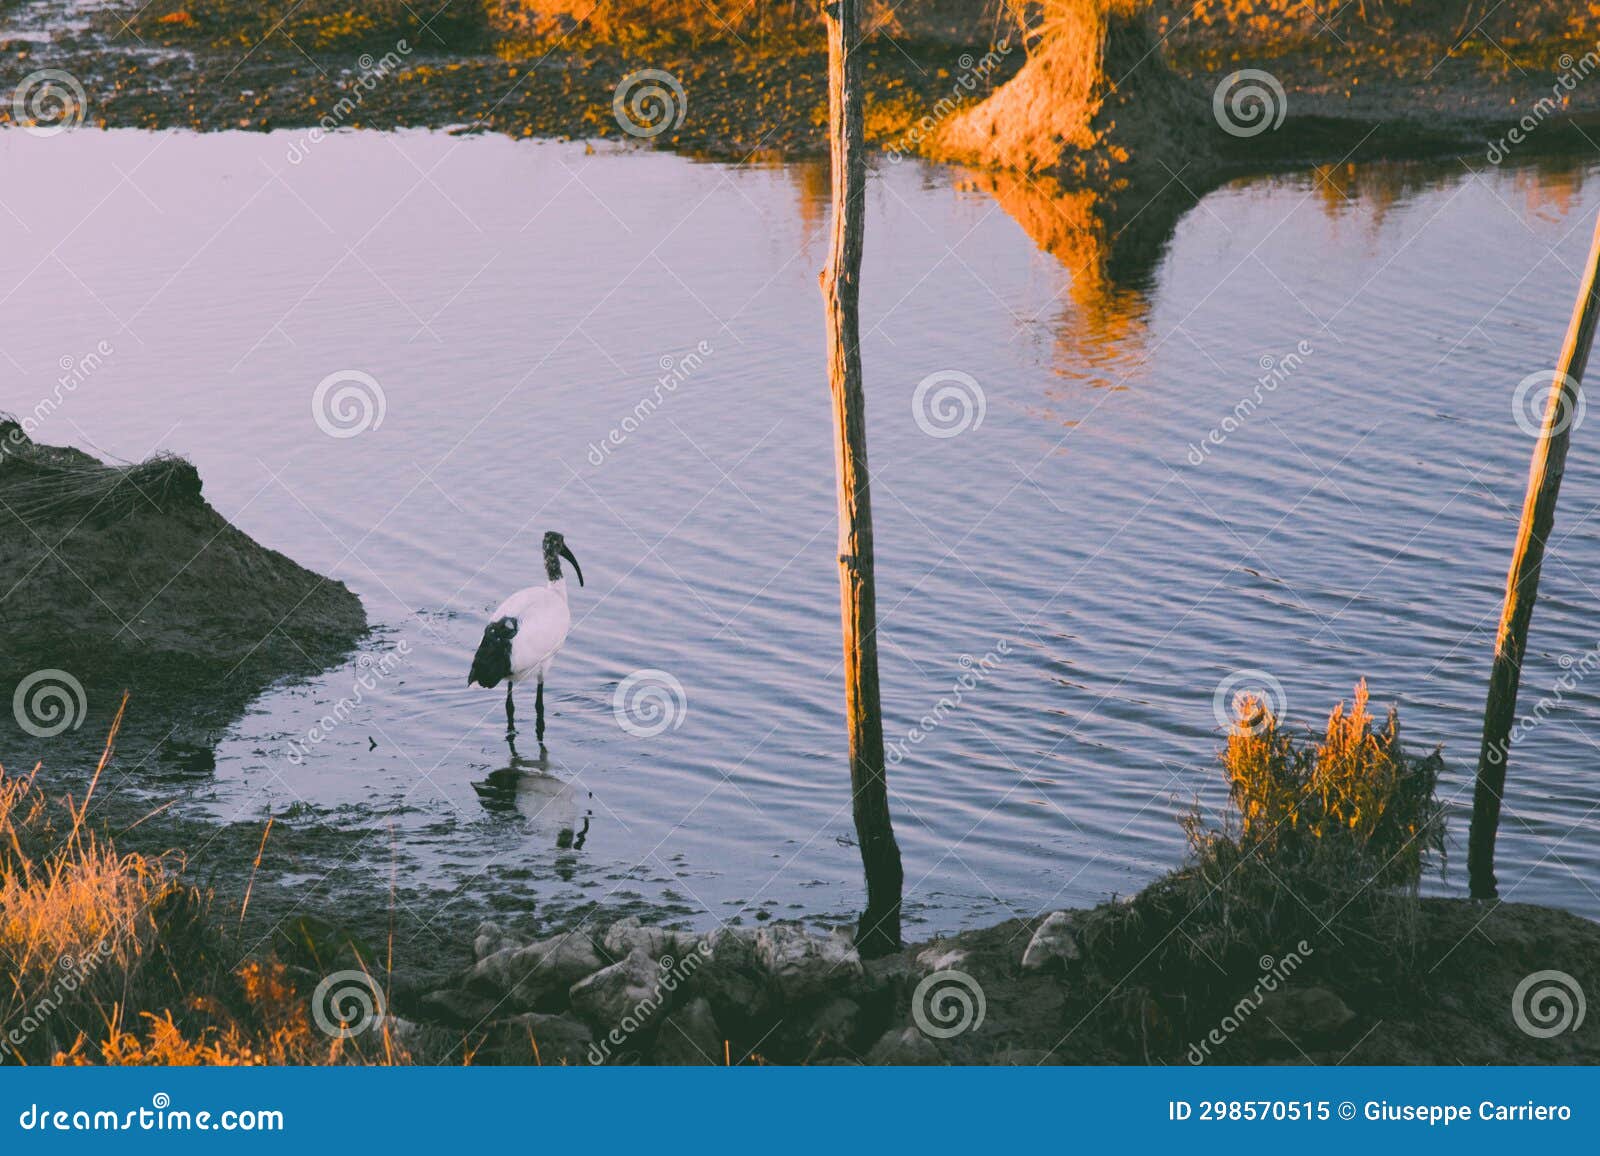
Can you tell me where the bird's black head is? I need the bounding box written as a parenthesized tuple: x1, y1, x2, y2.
(543, 531, 583, 587)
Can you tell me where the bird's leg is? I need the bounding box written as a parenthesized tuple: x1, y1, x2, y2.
(505, 685, 516, 734)
(535, 679, 546, 744)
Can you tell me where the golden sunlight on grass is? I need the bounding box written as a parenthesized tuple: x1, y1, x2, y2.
(0, 703, 408, 1067)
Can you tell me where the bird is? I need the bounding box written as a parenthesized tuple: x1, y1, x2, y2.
(468, 530, 584, 742)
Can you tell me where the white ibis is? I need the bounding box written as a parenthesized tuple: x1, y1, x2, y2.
(468, 530, 584, 741)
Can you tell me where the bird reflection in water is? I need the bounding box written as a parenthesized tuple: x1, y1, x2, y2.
(472, 736, 592, 874)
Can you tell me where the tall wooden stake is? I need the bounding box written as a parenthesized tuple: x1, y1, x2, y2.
(1469, 211, 1600, 899)
(820, 0, 903, 956)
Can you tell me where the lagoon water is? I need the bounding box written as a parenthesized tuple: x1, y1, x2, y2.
(3, 127, 1599, 941)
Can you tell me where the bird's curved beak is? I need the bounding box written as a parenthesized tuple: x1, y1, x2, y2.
(560, 542, 584, 587)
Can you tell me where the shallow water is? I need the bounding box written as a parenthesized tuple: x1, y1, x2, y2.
(3, 128, 1599, 941)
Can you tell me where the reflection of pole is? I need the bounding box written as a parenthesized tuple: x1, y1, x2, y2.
(1469, 212, 1600, 899)
(820, 0, 902, 956)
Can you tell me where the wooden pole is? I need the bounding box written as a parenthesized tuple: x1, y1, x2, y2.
(1468, 211, 1600, 899)
(820, 0, 903, 956)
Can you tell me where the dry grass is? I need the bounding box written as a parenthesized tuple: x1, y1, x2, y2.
(0, 704, 406, 1066)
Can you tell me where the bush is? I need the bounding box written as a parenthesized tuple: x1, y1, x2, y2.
(1071, 681, 1446, 1039)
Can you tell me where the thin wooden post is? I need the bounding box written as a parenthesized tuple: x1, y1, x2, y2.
(820, 0, 903, 956)
(1469, 211, 1600, 899)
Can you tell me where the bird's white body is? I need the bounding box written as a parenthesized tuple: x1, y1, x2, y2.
(492, 579, 572, 684)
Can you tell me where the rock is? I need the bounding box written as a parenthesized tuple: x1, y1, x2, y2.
(1021, 911, 1081, 971)
(569, 948, 671, 1032)
(754, 923, 863, 1002)
(865, 1025, 942, 1065)
(916, 945, 970, 972)
(684, 927, 770, 1021)
(370, 1015, 456, 1060)
(474, 920, 519, 961)
(601, 916, 701, 963)
(804, 997, 863, 1060)
(469, 930, 603, 1011)
(653, 997, 722, 1065)
(1256, 986, 1356, 1044)
(417, 987, 501, 1028)
(481, 1012, 595, 1066)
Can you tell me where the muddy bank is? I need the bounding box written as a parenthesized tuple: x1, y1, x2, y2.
(0, 420, 366, 722)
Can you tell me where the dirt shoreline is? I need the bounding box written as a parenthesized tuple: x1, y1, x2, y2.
(3, 1, 1599, 168)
